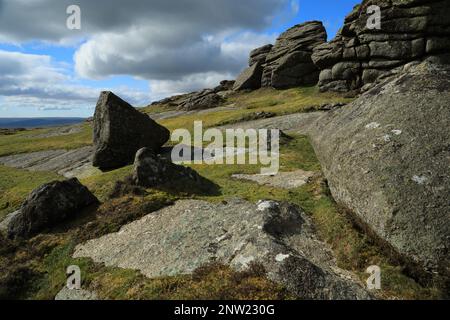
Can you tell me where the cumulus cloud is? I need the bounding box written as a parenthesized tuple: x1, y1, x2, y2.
(0, 0, 291, 108)
(0, 50, 150, 111)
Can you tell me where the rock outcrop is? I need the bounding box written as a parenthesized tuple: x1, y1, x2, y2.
(74, 199, 371, 300)
(150, 80, 231, 110)
(313, 0, 450, 92)
(92, 91, 170, 170)
(233, 21, 326, 91)
(6, 178, 98, 239)
(177, 89, 224, 111)
(308, 62, 450, 285)
(261, 21, 327, 88)
(249, 44, 273, 67)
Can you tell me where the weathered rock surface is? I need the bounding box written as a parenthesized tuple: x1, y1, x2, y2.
(0, 147, 97, 179)
(178, 89, 224, 111)
(232, 169, 316, 190)
(93, 91, 170, 169)
(249, 44, 273, 66)
(131, 147, 216, 194)
(308, 62, 450, 284)
(261, 21, 327, 88)
(74, 199, 371, 299)
(0, 211, 20, 235)
(313, 0, 450, 92)
(7, 178, 99, 239)
(55, 287, 98, 300)
(233, 61, 264, 91)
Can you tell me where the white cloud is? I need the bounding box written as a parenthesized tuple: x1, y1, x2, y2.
(0, 50, 150, 111)
(0, 0, 292, 109)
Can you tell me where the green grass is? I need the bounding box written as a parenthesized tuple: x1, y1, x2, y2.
(30, 241, 290, 300)
(153, 87, 352, 133)
(0, 123, 93, 157)
(0, 135, 441, 300)
(0, 87, 442, 300)
(0, 165, 62, 221)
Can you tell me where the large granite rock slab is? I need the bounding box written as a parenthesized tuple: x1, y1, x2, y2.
(6, 178, 99, 239)
(93, 91, 170, 169)
(308, 62, 450, 285)
(74, 199, 371, 300)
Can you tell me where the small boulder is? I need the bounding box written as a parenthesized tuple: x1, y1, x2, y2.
(131, 147, 216, 194)
(7, 178, 99, 239)
(93, 91, 170, 170)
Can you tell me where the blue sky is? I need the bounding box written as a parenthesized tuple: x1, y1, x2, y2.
(0, 0, 360, 118)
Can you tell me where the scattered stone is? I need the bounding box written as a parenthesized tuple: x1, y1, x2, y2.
(232, 169, 316, 190)
(74, 199, 371, 299)
(261, 21, 327, 88)
(7, 178, 99, 239)
(213, 80, 235, 92)
(93, 91, 170, 170)
(150, 80, 231, 110)
(308, 62, 450, 284)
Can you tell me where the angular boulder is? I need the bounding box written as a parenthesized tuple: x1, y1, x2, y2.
(249, 44, 273, 66)
(93, 91, 170, 169)
(233, 61, 264, 91)
(313, 0, 450, 92)
(308, 62, 450, 285)
(74, 199, 371, 299)
(261, 21, 327, 88)
(7, 178, 99, 239)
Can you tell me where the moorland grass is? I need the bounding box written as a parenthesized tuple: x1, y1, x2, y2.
(0, 87, 441, 300)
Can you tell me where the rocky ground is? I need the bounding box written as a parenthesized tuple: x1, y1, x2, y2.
(0, 0, 448, 301)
